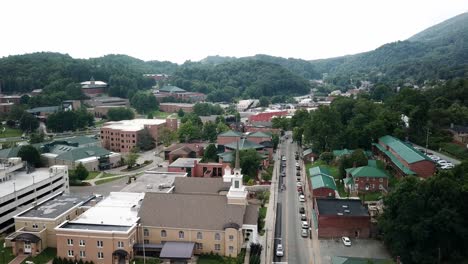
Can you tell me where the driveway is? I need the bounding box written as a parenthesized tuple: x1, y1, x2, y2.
(411, 143, 461, 165)
(319, 238, 390, 263)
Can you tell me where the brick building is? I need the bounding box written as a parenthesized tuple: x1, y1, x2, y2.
(168, 158, 225, 178)
(345, 165, 388, 192)
(308, 166, 337, 198)
(217, 130, 242, 147)
(314, 198, 370, 238)
(100, 119, 177, 152)
(159, 103, 194, 113)
(80, 77, 107, 96)
(372, 135, 436, 178)
(248, 111, 288, 123)
(155, 86, 206, 103)
(164, 143, 205, 163)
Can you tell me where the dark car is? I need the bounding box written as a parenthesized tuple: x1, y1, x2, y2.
(296, 171, 301, 176)
(299, 207, 305, 214)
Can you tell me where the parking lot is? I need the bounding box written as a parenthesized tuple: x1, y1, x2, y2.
(319, 238, 391, 263)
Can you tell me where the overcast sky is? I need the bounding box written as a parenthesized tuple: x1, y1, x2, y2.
(0, 0, 466, 64)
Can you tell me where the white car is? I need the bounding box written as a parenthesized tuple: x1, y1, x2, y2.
(301, 229, 308, 238)
(437, 160, 449, 165)
(276, 244, 284, 257)
(282, 156, 286, 161)
(342, 236, 351, 246)
(296, 181, 303, 187)
(299, 194, 305, 202)
(301, 214, 307, 221)
(295, 162, 300, 167)
(301, 221, 309, 229)
(441, 164, 454, 170)
(429, 155, 441, 161)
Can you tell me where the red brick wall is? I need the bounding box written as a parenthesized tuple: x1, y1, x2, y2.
(246, 136, 271, 144)
(159, 104, 193, 113)
(248, 111, 288, 122)
(217, 136, 241, 146)
(409, 160, 436, 178)
(317, 215, 370, 238)
(313, 188, 336, 198)
(82, 87, 104, 95)
(193, 163, 224, 177)
(244, 126, 281, 134)
(353, 177, 388, 191)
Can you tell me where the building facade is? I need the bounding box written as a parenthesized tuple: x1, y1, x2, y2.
(159, 103, 194, 113)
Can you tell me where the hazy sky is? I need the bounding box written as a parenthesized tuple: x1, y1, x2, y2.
(0, 0, 466, 63)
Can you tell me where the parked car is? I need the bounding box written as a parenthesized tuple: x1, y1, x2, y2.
(299, 207, 305, 214)
(281, 172, 286, 177)
(296, 181, 303, 187)
(301, 214, 307, 221)
(437, 159, 449, 166)
(301, 221, 309, 229)
(276, 244, 284, 257)
(296, 171, 301, 176)
(441, 163, 455, 170)
(342, 236, 352, 246)
(299, 194, 306, 202)
(301, 229, 308, 238)
(297, 186, 303, 192)
(282, 156, 286, 161)
(295, 162, 299, 167)
(428, 155, 441, 161)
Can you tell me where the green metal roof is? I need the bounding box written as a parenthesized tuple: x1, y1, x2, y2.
(309, 166, 332, 177)
(332, 256, 392, 264)
(333, 148, 354, 157)
(224, 138, 264, 150)
(247, 131, 271, 138)
(367, 159, 378, 168)
(218, 130, 243, 137)
(346, 166, 388, 178)
(55, 146, 111, 162)
(373, 143, 416, 175)
(62, 136, 98, 146)
(159, 85, 186, 93)
(379, 135, 431, 163)
(311, 174, 337, 191)
(218, 151, 234, 162)
(303, 148, 314, 156)
(344, 177, 355, 186)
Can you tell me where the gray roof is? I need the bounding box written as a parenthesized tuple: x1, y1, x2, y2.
(160, 242, 195, 259)
(55, 146, 111, 162)
(139, 193, 246, 231)
(316, 198, 369, 217)
(17, 194, 94, 219)
(59, 223, 130, 232)
(61, 136, 98, 146)
(174, 177, 230, 195)
(169, 158, 202, 168)
(26, 106, 60, 114)
(243, 204, 259, 225)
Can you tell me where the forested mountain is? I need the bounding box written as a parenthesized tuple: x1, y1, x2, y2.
(310, 12, 468, 88)
(170, 59, 310, 102)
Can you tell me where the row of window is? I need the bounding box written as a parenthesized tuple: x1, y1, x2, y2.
(144, 229, 233, 241)
(194, 243, 233, 252)
(66, 239, 123, 248)
(67, 250, 103, 259)
(102, 131, 136, 137)
(355, 178, 384, 182)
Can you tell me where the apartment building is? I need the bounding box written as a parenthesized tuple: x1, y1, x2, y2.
(0, 161, 70, 233)
(55, 192, 145, 264)
(100, 118, 178, 152)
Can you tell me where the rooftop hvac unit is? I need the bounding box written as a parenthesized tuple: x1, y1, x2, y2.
(344, 209, 351, 213)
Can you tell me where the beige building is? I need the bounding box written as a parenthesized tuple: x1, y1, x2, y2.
(5, 194, 97, 256)
(55, 192, 145, 264)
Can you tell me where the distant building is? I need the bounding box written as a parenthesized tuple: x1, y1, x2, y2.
(0, 102, 14, 114)
(248, 111, 288, 123)
(308, 166, 337, 198)
(143, 73, 170, 81)
(345, 165, 388, 192)
(154, 86, 206, 103)
(80, 77, 107, 96)
(0, 95, 21, 104)
(447, 124, 468, 145)
(164, 143, 205, 163)
(159, 103, 194, 113)
(86, 97, 130, 118)
(26, 106, 60, 120)
(168, 158, 224, 177)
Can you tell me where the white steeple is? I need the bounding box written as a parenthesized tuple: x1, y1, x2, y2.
(227, 140, 248, 205)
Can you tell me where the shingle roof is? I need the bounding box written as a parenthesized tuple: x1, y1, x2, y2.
(379, 135, 432, 163)
(55, 146, 111, 162)
(224, 139, 264, 150)
(160, 242, 195, 259)
(311, 174, 337, 191)
(332, 256, 392, 264)
(373, 143, 416, 175)
(243, 204, 259, 225)
(346, 166, 388, 178)
(247, 131, 271, 138)
(309, 166, 332, 177)
(139, 193, 246, 230)
(174, 177, 230, 195)
(218, 130, 243, 137)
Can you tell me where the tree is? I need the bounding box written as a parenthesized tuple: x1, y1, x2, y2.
(202, 144, 218, 162)
(130, 92, 158, 114)
(259, 96, 270, 107)
(216, 122, 230, 134)
(202, 121, 218, 142)
(125, 151, 139, 168)
(147, 112, 154, 119)
(231, 149, 262, 179)
(159, 127, 177, 147)
(272, 134, 279, 149)
(292, 127, 304, 145)
(177, 108, 185, 117)
(20, 94, 30, 105)
(319, 152, 334, 164)
(74, 163, 89, 181)
(19, 112, 39, 132)
(136, 128, 155, 151)
(178, 121, 202, 142)
(8, 105, 27, 121)
(29, 132, 45, 144)
(107, 107, 135, 121)
(18, 145, 41, 167)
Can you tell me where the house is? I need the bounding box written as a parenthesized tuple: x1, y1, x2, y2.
(345, 165, 388, 192)
(217, 130, 242, 147)
(447, 124, 468, 145)
(5, 194, 97, 256)
(313, 198, 370, 238)
(164, 143, 205, 163)
(308, 166, 337, 198)
(302, 148, 318, 163)
(248, 111, 288, 123)
(372, 135, 436, 178)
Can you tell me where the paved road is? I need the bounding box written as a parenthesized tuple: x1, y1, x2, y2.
(411, 142, 461, 165)
(274, 135, 313, 263)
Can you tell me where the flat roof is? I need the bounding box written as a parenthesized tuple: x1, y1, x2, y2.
(60, 222, 130, 232)
(70, 192, 145, 226)
(316, 198, 369, 217)
(102, 119, 166, 132)
(120, 171, 186, 193)
(0, 168, 51, 197)
(159, 103, 194, 107)
(17, 194, 94, 219)
(169, 158, 201, 168)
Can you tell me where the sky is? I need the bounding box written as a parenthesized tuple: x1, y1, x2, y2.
(0, 0, 466, 64)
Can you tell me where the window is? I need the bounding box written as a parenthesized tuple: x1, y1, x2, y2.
(214, 233, 221, 241)
(97, 252, 104, 259)
(67, 239, 73, 246)
(379, 178, 383, 182)
(144, 239, 149, 244)
(229, 246, 234, 253)
(215, 244, 221, 251)
(32, 223, 38, 229)
(229, 235, 234, 241)
(117, 241, 124, 248)
(97, 240, 103, 248)
(195, 243, 203, 250)
(234, 180, 239, 188)
(79, 240, 85, 246)
(144, 228, 149, 236)
(79, 251, 86, 258)
(67, 250, 74, 257)
(379, 184, 383, 190)
(161, 230, 166, 237)
(179, 231, 185, 239)
(197, 232, 202, 240)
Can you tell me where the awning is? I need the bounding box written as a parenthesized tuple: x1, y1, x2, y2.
(113, 249, 128, 257)
(11, 233, 41, 243)
(134, 243, 164, 250)
(160, 242, 195, 259)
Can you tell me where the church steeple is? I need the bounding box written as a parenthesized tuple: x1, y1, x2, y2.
(235, 140, 241, 171)
(226, 139, 247, 205)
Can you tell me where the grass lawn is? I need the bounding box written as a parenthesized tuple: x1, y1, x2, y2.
(361, 192, 383, 201)
(95, 119, 108, 127)
(100, 172, 118, 178)
(0, 127, 22, 138)
(197, 254, 243, 264)
(440, 142, 468, 160)
(87, 171, 101, 180)
(258, 207, 267, 235)
(0, 239, 15, 264)
(22, 248, 56, 264)
(95, 176, 126, 185)
(151, 111, 172, 118)
(132, 257, 161, 264)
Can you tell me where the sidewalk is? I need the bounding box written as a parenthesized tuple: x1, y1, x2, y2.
(8, 254, 27, 264)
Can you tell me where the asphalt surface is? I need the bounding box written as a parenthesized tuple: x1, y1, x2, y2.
(273, 137, 312, 263)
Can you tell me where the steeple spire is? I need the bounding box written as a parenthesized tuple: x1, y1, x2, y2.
(235, 140, 240, 170)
